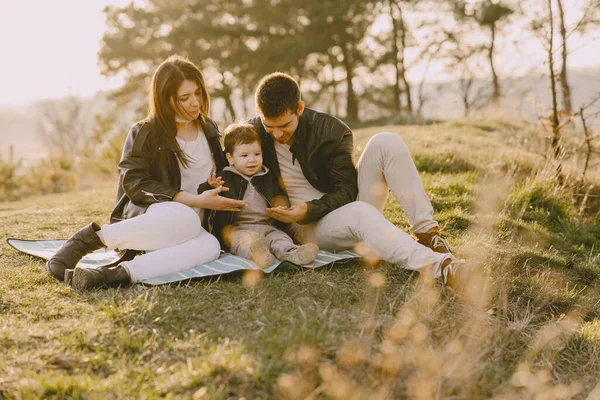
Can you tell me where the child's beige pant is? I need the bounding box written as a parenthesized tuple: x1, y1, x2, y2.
(230, 224, 296, 259)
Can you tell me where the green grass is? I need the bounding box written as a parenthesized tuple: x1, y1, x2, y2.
(1, 119, 599, 399)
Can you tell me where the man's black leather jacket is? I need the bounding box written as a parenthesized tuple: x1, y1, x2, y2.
(249, 108, 358, 224)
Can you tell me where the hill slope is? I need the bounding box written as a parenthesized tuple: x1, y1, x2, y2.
(0, 120, 599, 398)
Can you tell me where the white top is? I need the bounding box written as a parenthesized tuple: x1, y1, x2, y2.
(176, 126, 215, 219)
(274, 141, 325, 207)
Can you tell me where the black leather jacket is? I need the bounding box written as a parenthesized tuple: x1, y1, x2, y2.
(109, 116, 227, 228)
(198, 166, 288, 249)
(248, 108, 358, 224)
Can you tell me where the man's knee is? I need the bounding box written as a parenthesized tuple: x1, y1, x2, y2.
(337, 201, 388, 239)
(342, 201, 382, 221)
(367, 132, 410, 157)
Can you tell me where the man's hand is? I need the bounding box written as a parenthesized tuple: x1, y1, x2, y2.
(208, 173, 224, 188)
(266, 202, 308, 223)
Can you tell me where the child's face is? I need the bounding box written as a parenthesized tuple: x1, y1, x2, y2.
(226, 141, 263, 176)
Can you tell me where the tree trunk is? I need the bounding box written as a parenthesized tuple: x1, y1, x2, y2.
(397, 2, 412, 113)
(340, 40, 359, 122)
(580, 107, 592, 177)
(327, 52, 340, 116)
(241, 81, 250, 117)
(222, 86, 237, 122)
(389, 0, 402, 112)
(461, 78, 473, 117)
(547, 0, 564, 182)
(556, 0, 573, 115)
(488, 24, 501, 106)
(224, 95, 237, 122)
(217, 75, 237, 122)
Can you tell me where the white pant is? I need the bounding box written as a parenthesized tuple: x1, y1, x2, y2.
(100, 202, 221, 282)
(290, 132, 449, 276)
(357, 132, 437, 233)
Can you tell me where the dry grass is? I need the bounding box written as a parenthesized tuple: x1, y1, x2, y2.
(1, 118, 599, 399)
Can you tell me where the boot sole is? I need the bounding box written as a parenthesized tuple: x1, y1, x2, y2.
(280, 244, 319, 265)
(64, 269, 74, 284)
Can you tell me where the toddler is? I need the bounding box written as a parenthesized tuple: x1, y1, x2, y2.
(199, 122, 318, 268)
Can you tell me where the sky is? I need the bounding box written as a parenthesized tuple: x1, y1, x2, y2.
(0, 0, 599, 108)
(0, 0, 129, 108)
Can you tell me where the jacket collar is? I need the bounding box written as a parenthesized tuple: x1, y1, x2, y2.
(223, 165, 270, 181)
(198, 115, 220, 140)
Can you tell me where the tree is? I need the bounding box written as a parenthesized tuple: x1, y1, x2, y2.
(452, 0, 514, 107)
(289, 0, 378, 122)
(36, 96, 88, 163)
(99, 1, 264, 121)
(367, 0, 417, 114)
(454, 58, 490, 117)
(556, 0, 572, 115)
(522, 0, 600, 117)
(554, 0, 600, 115)
(546, 0, 562, 168)
(381, 0, 414, 113)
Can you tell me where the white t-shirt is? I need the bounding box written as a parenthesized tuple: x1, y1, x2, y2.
(274, 141, 325, 206)
(176, 126, 215, 219)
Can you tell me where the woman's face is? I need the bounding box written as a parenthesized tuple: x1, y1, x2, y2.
(171, 79, 203, 121)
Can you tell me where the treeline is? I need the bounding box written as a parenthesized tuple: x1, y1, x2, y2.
(4, 0, 600, 202)
(99, 0, 599, 122)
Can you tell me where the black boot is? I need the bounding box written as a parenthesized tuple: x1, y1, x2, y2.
(71, 264, 132, 290)
(46, 222, 105, 281)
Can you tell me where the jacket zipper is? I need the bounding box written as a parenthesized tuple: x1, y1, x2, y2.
(252, 178, 272, 207)
(229, 177, 246, 225)
(251, 176, 277, 227)
(141, 190, 172, 201)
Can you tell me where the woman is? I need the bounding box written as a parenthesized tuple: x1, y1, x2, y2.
(46, 55, 246, 289)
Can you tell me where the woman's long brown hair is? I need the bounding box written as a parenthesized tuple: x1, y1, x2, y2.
(147, 55, 211, 168)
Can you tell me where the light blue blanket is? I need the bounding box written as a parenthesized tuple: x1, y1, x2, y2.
(6, 238, 360, 286)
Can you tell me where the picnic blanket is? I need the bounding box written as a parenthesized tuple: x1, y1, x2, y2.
(6, 238, 360, 286)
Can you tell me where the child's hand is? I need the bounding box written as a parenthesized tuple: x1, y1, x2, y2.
(208, 173, 224, 188)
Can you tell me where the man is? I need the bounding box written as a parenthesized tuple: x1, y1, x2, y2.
(248, 72, 465, 287)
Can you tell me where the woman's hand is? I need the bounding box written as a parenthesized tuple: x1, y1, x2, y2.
(196, 186, 247, 211)
(173, 188, 247, 211)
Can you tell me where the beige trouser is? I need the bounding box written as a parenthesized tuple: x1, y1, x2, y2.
(289, 132, 449, 276)
(230, 224, 296, 259)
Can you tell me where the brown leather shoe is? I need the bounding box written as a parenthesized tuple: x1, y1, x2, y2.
(414, 227, 452, 254)
(46, 222, 105, 281)
(439, 257, 469, 292)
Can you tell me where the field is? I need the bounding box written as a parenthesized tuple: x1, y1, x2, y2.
(1, 119, 599, 399)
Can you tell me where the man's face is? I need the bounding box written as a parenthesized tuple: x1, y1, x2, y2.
(260, 103, 304, 145)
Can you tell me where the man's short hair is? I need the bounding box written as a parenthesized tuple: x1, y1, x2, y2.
(255, 72, 301, 118)
(223, 122, 261, 154)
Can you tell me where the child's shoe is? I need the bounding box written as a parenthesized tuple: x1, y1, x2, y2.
(280, 243, 319, 265)
(249, 236, 276, 269)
